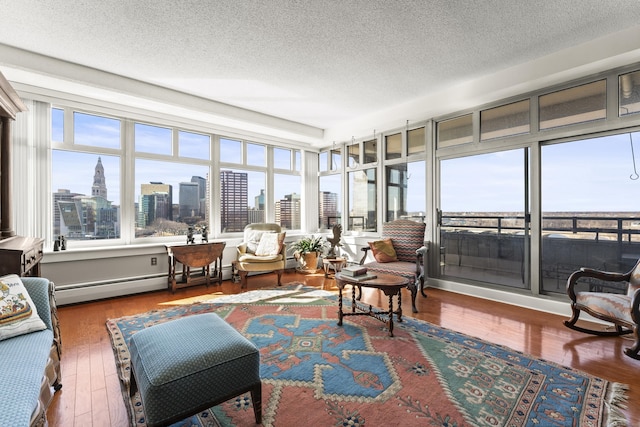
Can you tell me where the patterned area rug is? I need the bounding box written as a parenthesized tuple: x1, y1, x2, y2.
(106, 285, 628, 427)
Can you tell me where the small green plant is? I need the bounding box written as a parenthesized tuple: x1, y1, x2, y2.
(288, 235, 329, 255)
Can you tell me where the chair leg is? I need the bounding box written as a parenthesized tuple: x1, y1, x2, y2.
(419, 275, 427, 298)
(276, 269, 283, 286)
(250, 382, 262, 424)
(625, 326, 640, 360)
(408, 280, 418, 314)
(239, 271, 249, 289)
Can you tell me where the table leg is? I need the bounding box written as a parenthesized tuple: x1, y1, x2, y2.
(337, 285, 344, 326)
(387, 293, 394, 337)
(397, 290, 403, 323)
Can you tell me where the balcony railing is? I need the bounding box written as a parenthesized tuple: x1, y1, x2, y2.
(440, 213, 640, 294)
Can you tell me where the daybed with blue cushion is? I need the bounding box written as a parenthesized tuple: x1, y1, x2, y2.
(0, 275, 62, 427)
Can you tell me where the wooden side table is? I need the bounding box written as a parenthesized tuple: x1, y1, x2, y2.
(322, 257, 346, 278)
(334, 272, 408, 337)
(166, 242, 225, 293)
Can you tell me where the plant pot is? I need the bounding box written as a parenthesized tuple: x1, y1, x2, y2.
(295, 251, 320, 273)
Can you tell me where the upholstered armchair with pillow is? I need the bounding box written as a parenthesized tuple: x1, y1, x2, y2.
(233, 223, 286, 289)
(564, 258, 640, 360)
(359, 219, 429, 313)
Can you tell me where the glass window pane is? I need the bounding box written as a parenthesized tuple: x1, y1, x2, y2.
(437, 114, 473, 148)
(619, 70, 640, 117)
(407, 127, 425, 155)
(348, 168, 376, 231)
(385, 133, 401, 160)
(74, 112, 121, 149)
(440, 149, 528, 289)
(541, 131, 640, 293)
(52, 151, 120, 240)
(274, 147, 291, 169)
(178, 130, 210, 160)
(294, 150, 301, 172)
(386, 161, 425, 222)
(364, 139, 377, 163)
(135, 159, 209, 238)
(52, 108, 64, 143)
(348, 144, 359, 167)
(330, 148, 341, 170)
(220, 138, 242, 164)
(274, 174, 301, 230)
(481, 99, 530, 140)
(539, 80, 606, 130)
(220, 169, 265, 232)
(247, 142, 266, 166)
(319, 151, 328, 172)
(135, 123, 172, 155)
(319, 175, 341, 230)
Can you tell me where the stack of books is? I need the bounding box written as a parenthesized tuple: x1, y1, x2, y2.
(340, 265, 377, 282)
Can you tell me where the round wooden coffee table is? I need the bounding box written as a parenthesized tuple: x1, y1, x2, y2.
(334, 272, 409, 337)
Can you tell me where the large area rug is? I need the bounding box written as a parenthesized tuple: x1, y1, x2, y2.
(106, 285, 628, 427)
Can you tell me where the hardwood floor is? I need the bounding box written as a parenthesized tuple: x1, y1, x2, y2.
(47, 271, 639, 426)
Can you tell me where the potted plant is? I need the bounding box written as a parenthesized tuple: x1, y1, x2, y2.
(289, 235, 329, 272)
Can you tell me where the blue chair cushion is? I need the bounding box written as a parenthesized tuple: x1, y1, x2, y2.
(128, 313, 260, 427)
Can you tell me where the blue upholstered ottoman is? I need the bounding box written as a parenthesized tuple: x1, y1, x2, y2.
(128, 313, 262, 427)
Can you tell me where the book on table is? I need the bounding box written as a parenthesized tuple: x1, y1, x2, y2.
(341, 265, 368, 277)
(346, 273, 377, 282)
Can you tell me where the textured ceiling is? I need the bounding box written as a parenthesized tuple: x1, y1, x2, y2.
(1, 1, 640, 141)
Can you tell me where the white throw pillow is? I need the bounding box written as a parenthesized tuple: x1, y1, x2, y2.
(0, 274, 47, 341)
(255, 232, 285, 256)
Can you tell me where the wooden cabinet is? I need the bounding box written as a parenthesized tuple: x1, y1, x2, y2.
(166, 242, 225, 292)
(0, 236, 44, 277)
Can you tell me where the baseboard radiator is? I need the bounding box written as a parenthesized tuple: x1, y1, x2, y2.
(55, 260, 299, 306)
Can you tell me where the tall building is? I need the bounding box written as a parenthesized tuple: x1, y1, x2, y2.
(275, 192, 301, 230)
(91, 156, 107, 199)
(319, 191, 339, 229)
(191, 175, 207, 217)
(140, 182, 173, 227)
(220, 170, 249, 232)
(53, 157, 119, 239)
(179, 181, 200, 221)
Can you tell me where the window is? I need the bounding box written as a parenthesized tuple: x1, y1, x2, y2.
(52, 108, 64, 142)
(52, 110, 122, 242)
(385, 133, 401, 160)
(539, 80, 606, 130)
(74, 112, 121, 149)
(53, 152, 121, 240)
(363, 139, 377, 164)
(274, 174, 301, 230)
(386, 161, 425, 222)
(437, 114, 473, 148)
(348, 168, 377, 231)
(619, 70, 640, 117)
(247, 142, 266, 166)
(330, 147, 341, 170)
(440, 149, 529, 288)
(135, 123, 171, 155)
(541, 131, 640, 293)
(407, 127, 425, 155)
(135, 159, 209, 238)
(179, 130, 210, 160)
(481, 99, 530, 140)
(220, 169, 265, 232)
(274, 147, 292, 169)
(319, 174, 341, 229)
(348, 143, 359, 167)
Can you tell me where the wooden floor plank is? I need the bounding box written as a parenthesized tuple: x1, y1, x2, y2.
(47, 271, 639, 426)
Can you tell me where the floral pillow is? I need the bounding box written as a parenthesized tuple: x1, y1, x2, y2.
(368, 238, 398, 263)
(0, 274, 47, 341)
(255, 232, 286, 256)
